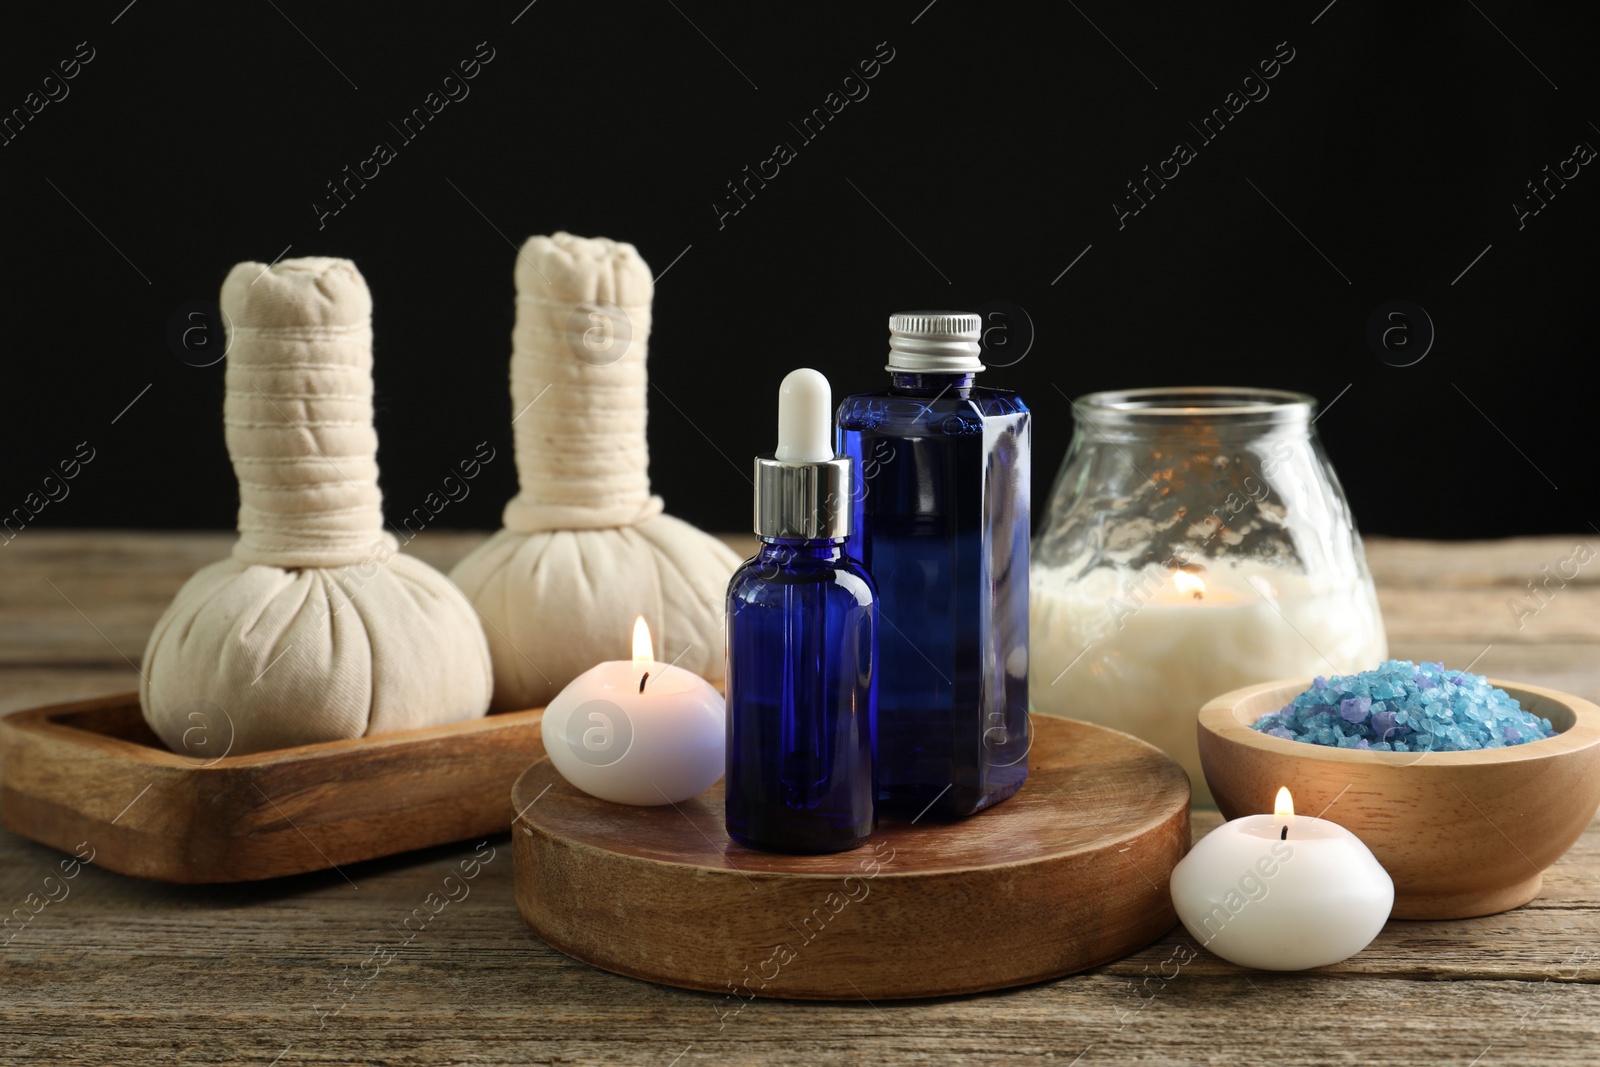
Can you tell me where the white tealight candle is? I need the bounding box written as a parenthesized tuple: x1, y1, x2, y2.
(540, 617, 725, 806)
(1170, 788, 1394, 970)
(1030, 562, 1386, 804)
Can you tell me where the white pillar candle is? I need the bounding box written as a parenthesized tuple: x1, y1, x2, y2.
(1170, 788, 1393, 970)
(1030, 562, 1385, 803)
(541, 617, 725, 806)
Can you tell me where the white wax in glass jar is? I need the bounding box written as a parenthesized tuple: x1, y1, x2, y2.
(1029, 561, 1386, 804)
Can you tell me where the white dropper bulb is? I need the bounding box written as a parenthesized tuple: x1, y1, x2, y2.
(774, 368, 833, 464)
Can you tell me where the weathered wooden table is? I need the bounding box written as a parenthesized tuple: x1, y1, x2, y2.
(3, 532, 1597, 1066)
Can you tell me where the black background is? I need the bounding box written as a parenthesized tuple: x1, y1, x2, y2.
(2, 2, 1594, 541)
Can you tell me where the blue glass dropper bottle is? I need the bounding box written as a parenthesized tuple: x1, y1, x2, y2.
(725, 369, 878, 853)
(837, 312, 1031, 820)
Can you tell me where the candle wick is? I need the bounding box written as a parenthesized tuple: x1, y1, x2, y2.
(1192, 590, 1203, 601)
(639, 671, 650, 693)
(1280, 825, 1287, 841)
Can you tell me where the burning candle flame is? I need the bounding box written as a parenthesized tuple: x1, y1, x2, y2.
(1173, 570, 1206, 600)
(631, 615, 654, 667)
(1275, 786, 1295, 818)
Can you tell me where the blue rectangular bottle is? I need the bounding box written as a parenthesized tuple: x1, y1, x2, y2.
(836, 312, 1030, 819)
(726, 369, 878, 853)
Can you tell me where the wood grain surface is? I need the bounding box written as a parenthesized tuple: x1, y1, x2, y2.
(513, 715, 1190, 999)
(2, 531, 1599, 1066)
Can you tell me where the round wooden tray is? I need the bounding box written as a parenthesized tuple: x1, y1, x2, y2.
(511, 714, 1190, 1000)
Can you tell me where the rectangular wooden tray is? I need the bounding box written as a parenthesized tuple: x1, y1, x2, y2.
(0, 693, 543, 883)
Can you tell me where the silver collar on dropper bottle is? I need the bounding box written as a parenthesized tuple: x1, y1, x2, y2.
(754, 368, 851, 540)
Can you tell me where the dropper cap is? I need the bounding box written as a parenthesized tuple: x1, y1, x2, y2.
(774, 369, 833, 463)
(754, 369, 852, 540)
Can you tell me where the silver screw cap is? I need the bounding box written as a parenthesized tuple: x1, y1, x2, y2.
(887, 310, 984, 373)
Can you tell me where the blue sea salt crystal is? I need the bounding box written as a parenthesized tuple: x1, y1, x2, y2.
(1251, 659, 1559, 751)
(1340, 697, 1371, 723)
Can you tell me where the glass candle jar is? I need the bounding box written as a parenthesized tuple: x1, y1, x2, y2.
(1029, 388, 1387, 805)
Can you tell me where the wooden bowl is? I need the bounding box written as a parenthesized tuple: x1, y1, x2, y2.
(1197, 678, 1600, 919)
